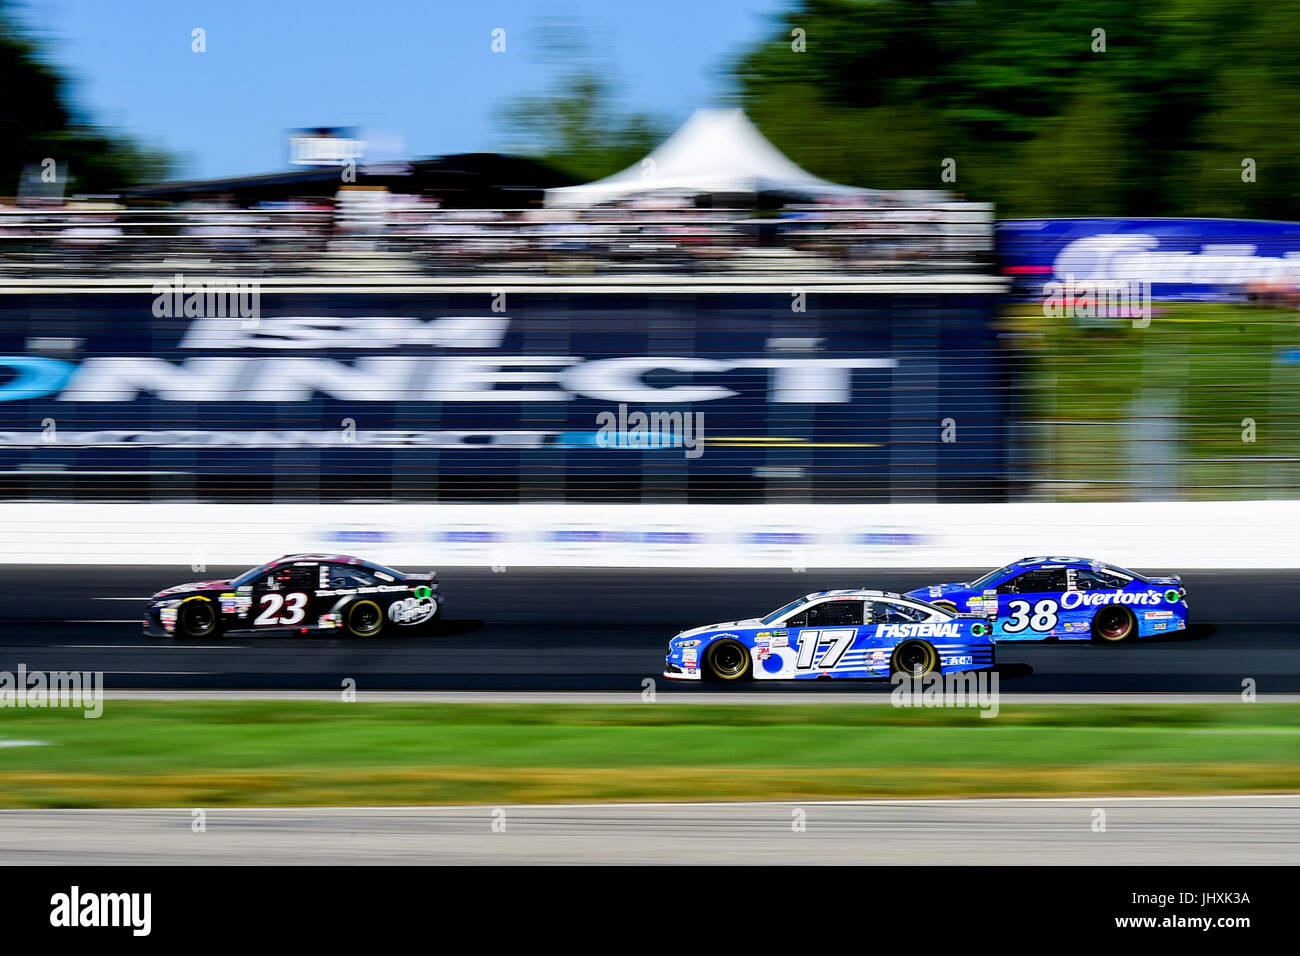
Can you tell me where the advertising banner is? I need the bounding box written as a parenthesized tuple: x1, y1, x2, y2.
(997, 217, 1300, 300)
(0, 288, 1008, 499)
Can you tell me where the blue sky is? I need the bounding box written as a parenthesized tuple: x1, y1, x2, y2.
(19, 0, 791, 180)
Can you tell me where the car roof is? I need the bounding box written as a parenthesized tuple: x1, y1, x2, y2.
(274, 553, 369, 566)
(1007, 556, 1114, 569)
(803, 588, 907, 601)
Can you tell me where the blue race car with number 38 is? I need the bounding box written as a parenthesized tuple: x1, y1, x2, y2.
(905, 557, 1188, 642)
(664, 589, 995, 682)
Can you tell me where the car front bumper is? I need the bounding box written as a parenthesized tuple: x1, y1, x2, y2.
(662, 662, 701, 681)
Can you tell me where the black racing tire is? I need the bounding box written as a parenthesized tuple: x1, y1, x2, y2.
(891, 639, 939, 677)
(346, 599, 384, 637)
(704, 639, 752, 681)
(1092, 605, 1136, 642)
(176, 597, 218, 639)
(930, 599, 958, 614)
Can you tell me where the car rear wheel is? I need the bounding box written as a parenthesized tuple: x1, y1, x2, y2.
(930, 600, 958, 614)
(705, 639, 752, 681)
(177, 598, 217, 639)
(1092, 605, 1136, 642)
(891, 639, 939, 677)
(346, 600, 384, 637)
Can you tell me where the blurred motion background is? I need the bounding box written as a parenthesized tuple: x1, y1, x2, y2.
(1, 0, 1299, 515)
(3, 0, 1300, 841)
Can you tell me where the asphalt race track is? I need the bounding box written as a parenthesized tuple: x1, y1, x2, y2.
(3, 796, 1296, 864)
(0, 567, 1296, 693)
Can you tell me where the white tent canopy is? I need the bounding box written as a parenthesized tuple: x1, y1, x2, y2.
(545, 108, 875, 207)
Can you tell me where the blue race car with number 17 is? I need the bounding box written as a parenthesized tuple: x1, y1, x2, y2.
(905, 557, 1188, 642)
(664, 589, 995, 681)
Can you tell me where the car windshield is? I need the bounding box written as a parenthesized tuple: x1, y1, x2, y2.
(968, 563, 1016, 589)
(231, 561, 277, 587)
(761, 599, 808, 625)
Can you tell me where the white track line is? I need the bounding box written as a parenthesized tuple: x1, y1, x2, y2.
(59, 644, 236, 649)
(2, 793, 1297, 813)
(92, 690, 1300, 704)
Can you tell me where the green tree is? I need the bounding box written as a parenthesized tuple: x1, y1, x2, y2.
(734, 0, 1300, 218)
(496, 20, 664, 183)
(0, 2, 172, 196)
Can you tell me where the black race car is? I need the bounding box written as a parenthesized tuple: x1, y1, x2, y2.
(144, 554, 441, 638)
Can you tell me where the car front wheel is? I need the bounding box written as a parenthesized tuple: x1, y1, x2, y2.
(705, 639, 752, 681)
(177, 598, 218, 639)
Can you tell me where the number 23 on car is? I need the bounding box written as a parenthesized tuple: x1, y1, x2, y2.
(144, 554, 442, 638)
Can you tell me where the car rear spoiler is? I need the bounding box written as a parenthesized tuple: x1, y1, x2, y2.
(1145, 574, 1185, 600)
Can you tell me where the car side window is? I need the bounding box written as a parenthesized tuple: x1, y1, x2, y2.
(807, 600, 865, 626)
(870, 601, 929, 624)
(999, 569, 1067, 594)
(282, 564, 318, 591)
(329, 564, 377, 588)
(1074, 568, 1127, 591)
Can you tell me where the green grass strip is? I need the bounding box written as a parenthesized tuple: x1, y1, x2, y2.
(0, 702, 1297, 807)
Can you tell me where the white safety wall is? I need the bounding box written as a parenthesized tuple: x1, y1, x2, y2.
(0, 500, 1295, 569)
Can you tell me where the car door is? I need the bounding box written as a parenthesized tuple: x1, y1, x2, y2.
(782, 599, 865, 675)
(251, 561, 318, 631)
(995, 568, 1069, 639)
(862, 599, 940, 666)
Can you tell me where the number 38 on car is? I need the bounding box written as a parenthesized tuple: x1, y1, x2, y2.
(144, 554, 441, 638)
(905, 557, 1188, 642)
(663, 589, 996, 682)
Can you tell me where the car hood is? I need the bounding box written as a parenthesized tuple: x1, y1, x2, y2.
(906, 581, 973, 601)
(150, 579, 232, 600)
(677, 618, 763, 639)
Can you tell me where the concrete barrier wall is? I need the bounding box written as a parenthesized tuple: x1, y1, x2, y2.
(2, 500, 1295, 569)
